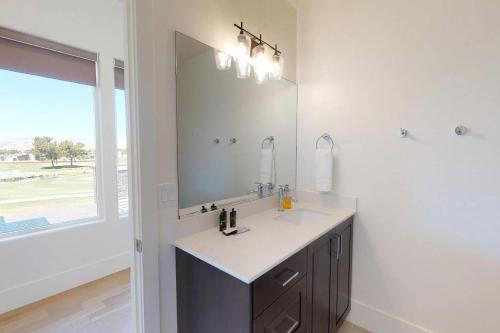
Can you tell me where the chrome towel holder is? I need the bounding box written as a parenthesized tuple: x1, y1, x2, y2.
(261, 136, 275, 149)
(316, 133, 334, 150)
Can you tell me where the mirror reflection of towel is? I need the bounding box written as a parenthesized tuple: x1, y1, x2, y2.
(260, 148, 274, 184)
(315, 148, 332, 192)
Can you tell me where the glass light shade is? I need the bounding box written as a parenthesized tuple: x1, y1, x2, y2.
(252, 44, 268, 84)
(269, 53, 284, 80)
(236, 33, 251, 59)
(214, 49, 232, 70)
(236, 58, 251, 78)
(234, 32, 251, 78)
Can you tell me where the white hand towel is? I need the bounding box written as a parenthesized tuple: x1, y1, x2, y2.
(315, 148, 333, 192)
(260, 148, 274, 184)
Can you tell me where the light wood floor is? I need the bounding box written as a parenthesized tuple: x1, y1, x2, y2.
(0, 270, 133, 333)
(0, 269, 370, 333)
(339, 321, 371, 333)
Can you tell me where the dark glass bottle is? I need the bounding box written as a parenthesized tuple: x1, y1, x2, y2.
(230, 208, 237, 228)
(219, 209, 227, 231)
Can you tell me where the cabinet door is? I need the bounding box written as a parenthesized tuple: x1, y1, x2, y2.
(254, 278, 307, 333)
(332, 219, 353, 327)
(309, 240, 332, 333)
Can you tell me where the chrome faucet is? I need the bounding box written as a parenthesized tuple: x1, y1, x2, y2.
(277, 185, 294, 212)
(278, 185, 286, 212)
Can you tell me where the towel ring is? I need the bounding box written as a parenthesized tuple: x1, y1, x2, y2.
(316, 133, 334, 151)
(261, 136, 275, 149)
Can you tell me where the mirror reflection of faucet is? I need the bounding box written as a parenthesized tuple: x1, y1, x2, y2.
(251, 182, 274, 198)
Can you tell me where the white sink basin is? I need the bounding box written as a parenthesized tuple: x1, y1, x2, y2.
(275, 208, 331, 223)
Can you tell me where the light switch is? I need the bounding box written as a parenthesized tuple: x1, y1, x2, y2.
(157, 183, 178, 209)
(160, 188, 169, 203)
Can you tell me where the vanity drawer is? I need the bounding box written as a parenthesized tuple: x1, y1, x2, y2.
(253, 248, 307, 318)
(253, 277, 307, 333)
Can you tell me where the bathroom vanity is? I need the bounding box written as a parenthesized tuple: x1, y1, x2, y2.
(173, 32, 352, 333)
(175, 204, 355, 333)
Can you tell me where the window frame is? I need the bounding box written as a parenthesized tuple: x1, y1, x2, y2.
(0, 29, 105, 239)
(114, 58, 129, 219)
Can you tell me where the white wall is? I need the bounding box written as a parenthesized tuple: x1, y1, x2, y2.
(0, 0, 130, 314)
(147, 1, 297, 331)
(177, 41, 297, 209)
(297, 0, 500, 332)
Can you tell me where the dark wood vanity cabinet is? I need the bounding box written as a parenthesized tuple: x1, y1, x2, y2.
(176, 217, 353, 333)
(308, 217, 353, 333)
(334, 219, 353, 328)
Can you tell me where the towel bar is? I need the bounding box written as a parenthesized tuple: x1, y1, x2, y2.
(261, 136, 275, 149)
(315, 133, 334, 150)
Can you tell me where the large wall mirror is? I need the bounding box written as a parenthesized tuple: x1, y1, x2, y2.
(176, 32, 297, 217)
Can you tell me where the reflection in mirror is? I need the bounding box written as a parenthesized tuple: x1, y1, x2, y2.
(176, 32, 297, 217)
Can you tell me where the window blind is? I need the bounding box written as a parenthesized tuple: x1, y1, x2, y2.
(0, 27, 97, 86)
(114, 59, 125, 90)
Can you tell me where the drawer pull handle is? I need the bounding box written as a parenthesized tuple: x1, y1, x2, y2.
(281, 271, 299, 287)
(284, 315, 299, 333)
(270, 315, 299, 333)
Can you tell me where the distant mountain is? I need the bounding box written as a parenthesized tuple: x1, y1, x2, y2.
(0, 137, 95, 151)
(0, 138, 33, 151)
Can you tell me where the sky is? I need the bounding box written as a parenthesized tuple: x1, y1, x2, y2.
(0, 69, 127, 150)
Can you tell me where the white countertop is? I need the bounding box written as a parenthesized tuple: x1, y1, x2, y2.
(174, 202, 356, 284)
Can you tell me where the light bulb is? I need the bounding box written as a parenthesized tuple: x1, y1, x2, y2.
(252, 44, 268, 84)
(235, 32, 251, 78)
(214, 49, 232, 71)
(269, 52, 284, 80)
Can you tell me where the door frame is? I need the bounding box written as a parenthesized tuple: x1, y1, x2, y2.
(124, 1, 161, 332)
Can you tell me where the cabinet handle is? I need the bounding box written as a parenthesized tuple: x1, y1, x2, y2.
(340, 235, 343, 258)
(334, 234, 342, 259)
(285, 315, 299, 333)
(271, 314, 299, 333)
(281, 271, 300, 287)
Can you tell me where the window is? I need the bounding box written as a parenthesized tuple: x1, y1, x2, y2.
(114, 60, 128, 215)
(0, 27, 98, 235)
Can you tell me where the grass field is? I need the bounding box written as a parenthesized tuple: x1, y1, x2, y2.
(0, 161, 96, 216)
(0, 161, 95, 174)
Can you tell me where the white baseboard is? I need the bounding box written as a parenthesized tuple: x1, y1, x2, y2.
(348, 299, 434, 333)
(0, 251, 131, 314)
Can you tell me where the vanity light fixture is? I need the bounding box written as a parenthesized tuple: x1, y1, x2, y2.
(252, 38, 268, 84)
(224, 22, 284, 83)
(235, 23, 252, 78)
(214, 49, 232, 71)
(269, 45, 284, 81)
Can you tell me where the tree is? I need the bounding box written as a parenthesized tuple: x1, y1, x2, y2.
(32, 136, 51, 161)
(46, 142, 60, 167)
(59, 141, 88, 166)
(32, 137, 60, 167)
